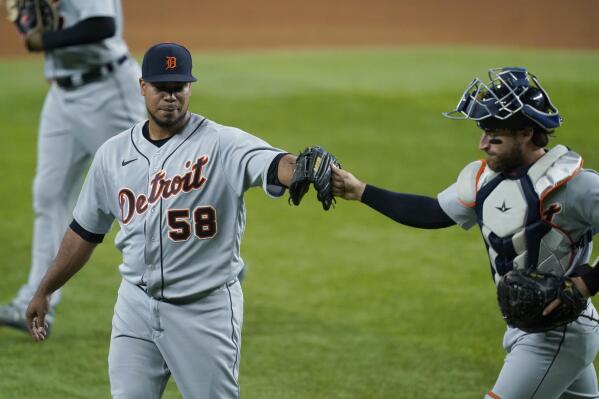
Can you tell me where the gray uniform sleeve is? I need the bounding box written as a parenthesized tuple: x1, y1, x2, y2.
(72, 147, 115, 234)
(437, 183, 478, 230)
(218, 127, 286, 197)
(566, 169, 599, 229)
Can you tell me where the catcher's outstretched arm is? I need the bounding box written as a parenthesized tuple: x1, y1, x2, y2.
(362, 185, 455, 229)
(332, 165, 455, 229)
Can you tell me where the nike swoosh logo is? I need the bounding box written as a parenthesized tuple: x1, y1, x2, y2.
(121, 158, 138, 167)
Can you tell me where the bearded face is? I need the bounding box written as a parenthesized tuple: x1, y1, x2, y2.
(479, 129, 527, 173)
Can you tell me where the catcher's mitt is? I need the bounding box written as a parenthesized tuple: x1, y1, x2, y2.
(289, 146, 340, 211)
(5, 0, 59, 34)
(497, 270, 587, 333)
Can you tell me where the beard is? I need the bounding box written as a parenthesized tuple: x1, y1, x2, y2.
(148, 107, 188, 129)
(486, 145, 526, 173)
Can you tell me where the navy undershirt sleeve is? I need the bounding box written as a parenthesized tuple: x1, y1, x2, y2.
(43, 17, 116, 50)
(69, 219, 105, 244)
(361, 184, 455, 229)
(267, 153, 290, 187)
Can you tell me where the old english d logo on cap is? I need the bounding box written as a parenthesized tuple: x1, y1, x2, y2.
(165, 56, 177, 70)
(141, 42, 197, 83)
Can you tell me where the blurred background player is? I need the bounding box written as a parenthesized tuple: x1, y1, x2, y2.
(331, 67, 599, 399)
(0, 0, 145, 335)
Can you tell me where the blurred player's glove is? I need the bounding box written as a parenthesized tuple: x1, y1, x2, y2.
(6, 0, 59, 34)
(289, 146, 340, 211)
(497, 270, 587, 333)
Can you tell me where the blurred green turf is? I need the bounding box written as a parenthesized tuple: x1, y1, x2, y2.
(0, 46, 598, 398)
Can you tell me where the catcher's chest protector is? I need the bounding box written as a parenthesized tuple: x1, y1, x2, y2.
(457, 145, 591, 283)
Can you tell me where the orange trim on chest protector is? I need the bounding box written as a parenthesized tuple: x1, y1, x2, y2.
(487, 391, 502, 399)
(459, 159, 487, 208)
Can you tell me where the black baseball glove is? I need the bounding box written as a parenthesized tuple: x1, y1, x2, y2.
(289, 146, 340, 211)
(497, 270, 587, 333)
(6, 0, 59, 35)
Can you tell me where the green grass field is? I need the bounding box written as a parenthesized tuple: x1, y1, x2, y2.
(0, 46, 598, 398)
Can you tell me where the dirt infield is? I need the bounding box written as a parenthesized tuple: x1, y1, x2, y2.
(0, 0, 598, 57)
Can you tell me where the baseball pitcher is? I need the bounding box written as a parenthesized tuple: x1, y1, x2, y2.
(25, 42, 337, 399)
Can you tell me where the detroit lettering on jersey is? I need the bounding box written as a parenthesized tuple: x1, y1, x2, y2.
(118, 156, 209, 224)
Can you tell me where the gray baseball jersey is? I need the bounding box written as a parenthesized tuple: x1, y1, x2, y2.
(10, 0, 145, 316)
(73, 113, 284, 397)
(74, 113, 285, 298)
(438, 146, 599, 399)
(44, 0, 129, 78)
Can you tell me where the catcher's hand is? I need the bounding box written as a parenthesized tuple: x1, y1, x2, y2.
(497, 270, 587, 333)
(288, 146, 340, 211)
(331, 165, 366, 201)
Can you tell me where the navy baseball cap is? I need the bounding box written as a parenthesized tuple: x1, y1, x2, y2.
(141, 42, 197, 83)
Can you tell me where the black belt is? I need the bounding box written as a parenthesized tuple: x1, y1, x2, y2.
(55, 55, 128, 89)
(135, 279, 239, 304)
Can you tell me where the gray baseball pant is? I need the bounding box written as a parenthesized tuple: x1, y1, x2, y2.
(109, 279, 243, 399)
(485, 304, 599, 399)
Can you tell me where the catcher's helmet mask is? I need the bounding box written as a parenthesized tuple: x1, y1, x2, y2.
(443, 67, 562, 131)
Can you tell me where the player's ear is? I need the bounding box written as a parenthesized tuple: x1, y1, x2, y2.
(139, 78, 146, 96)
(517, 127, 534, 143)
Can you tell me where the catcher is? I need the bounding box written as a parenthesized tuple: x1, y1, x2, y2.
(331, 67, 599, 399)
